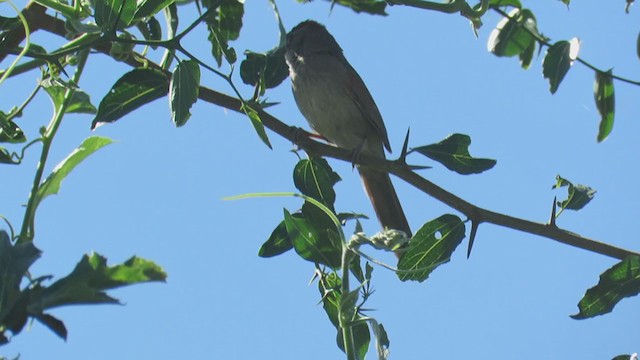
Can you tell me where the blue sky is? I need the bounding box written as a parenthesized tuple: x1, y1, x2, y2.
(0, 0, 638, 359)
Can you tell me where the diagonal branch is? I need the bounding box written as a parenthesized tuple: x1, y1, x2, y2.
(13, 6, 640, 261)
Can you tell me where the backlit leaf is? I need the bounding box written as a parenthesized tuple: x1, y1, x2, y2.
(283, 209, 342, 269)
(572, 255, 640, 319)
(411, 134, 496, 175)
(169, 60, 200, 127)
(398, 215, 465, 282)
(543, 39, 579, 94)
(37, 252, 166, 309)
(594, 70, 615, 142)
(34, 136, 114, 211)
(552, 175, 596, 211)
(92, 68, 168, 129)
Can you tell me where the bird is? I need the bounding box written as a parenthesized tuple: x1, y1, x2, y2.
(284, 20, 412, 239)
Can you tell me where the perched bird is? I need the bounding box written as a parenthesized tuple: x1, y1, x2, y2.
(285, 20, 412, 238)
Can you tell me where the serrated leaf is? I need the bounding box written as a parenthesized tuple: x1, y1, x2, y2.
(543, 39, 579, 94)
(594, 70, 615, 142)
(283, 209, 342, 268)
(37, 252, 166, 309)
(397, 214, 465, 282)
(43, 85, 97, 114)
(94, 0, 137, 32)
(92, 68, 168, 129)
(169, 60, 200, 127)
(293, 158, 341, 207)
(258, 218, 293, 257)
(240, 46, 289, 90)
(133, 0, 175, 22)
(204, 0, 244, 66)
(487, 8, 538, 66)
(571, 255, 640, 319)
(34, 136, 114, 211)
(552, 175, 596, 211)
(411, 134, 496, 175)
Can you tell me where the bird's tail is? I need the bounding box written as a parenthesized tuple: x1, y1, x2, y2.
(358, 167, 412, 238)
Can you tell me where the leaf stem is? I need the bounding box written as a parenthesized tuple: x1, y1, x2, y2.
(7, 83, 42, 123)
(340, 242, 356, 360)
(17, 49, 89, 244)
(492, 6, 640, 87)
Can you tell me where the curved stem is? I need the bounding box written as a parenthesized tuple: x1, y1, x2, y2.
(17, 49, 89, 244)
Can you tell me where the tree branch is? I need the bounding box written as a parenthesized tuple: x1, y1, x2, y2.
(13, 6, 639, 261)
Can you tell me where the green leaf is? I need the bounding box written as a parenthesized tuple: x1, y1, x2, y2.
(552, 175, 596, 211)
(0, 147, 15, 164)
(0, 230, 41, 303)
(543, 39, 579, 94)
(241, 104, 272, 148)
(37, 252, 166, 309)
(637, 31, 640, 62)
(371, 321, 390, 355)
(0, 231, 41, 338)
(240, 46, 289, 90)
(348, 322, 371, 360)
(258, 218, 293, 257)
(43, 85, 97, 114)
(169, 60, 200, 127)
(487, 8, 538, 68)
(136, 16, 162, 44)
(92, 68, 168, 129)
(594, 70, 615, 142)
(488, 0, 522, 8)
(293, 158, 341, 208)
(571, 255, 640, 319)
(204, 0, 244, 66)
(319, 271, 341, 328)
(328, 0, 387, 15)
(611, 355, 634, 360)
(559, 0, 570, 7)
(411, 134, 496, 175)
(34, 136, 114, 211)
(94, 0, 137, 31)
(283, 209, 342, 269)
(519, 36, 536, 69)
(397, 215, 465, 282)
(34, 313, 67, 340)
(133, 0, 175, 22)
(0, 112, 26, 144)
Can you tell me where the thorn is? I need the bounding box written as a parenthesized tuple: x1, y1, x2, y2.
(467, 220, 479, 258)
(549, 196, 557, 227)
(399, 128, 410, 164)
